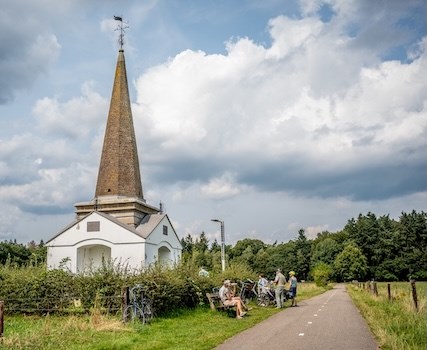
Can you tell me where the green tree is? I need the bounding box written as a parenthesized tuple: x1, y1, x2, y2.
(311, 237, 340, 267)
(232, 246, 254, 267)
(0, 241, 31, 266)
(181, 234, 194, 254)
(333, 242, 368, 281)
(252, 248, 270, 274)
(210, 239, 221, 253)
(180, 234, 194, 263)
(194, 232, 209, 253)
(344, 212, 381, 278)
(295, 229, 311, 281)
(311, 262, 332, 286)
(230, 239, 265, 259)
(397, 210, 427, 280)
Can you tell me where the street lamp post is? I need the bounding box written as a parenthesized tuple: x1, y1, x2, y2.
(211, 219, 225, 272)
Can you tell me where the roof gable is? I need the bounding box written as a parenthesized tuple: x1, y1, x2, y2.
(46, 211, 142, 244)
(47, 211, 181, 249)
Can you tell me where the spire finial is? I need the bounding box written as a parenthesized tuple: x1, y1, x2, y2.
(114, 16, 129, 50)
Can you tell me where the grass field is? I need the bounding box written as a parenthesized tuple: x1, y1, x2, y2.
(347, 281, 426, 350)
(1, 283, 329, 349)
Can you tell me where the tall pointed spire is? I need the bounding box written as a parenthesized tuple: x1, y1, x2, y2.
(95, 50, 143, 200)
(74, 47, 159, 226)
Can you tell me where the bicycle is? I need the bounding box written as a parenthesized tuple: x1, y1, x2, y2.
(123, 284, 154, 324)
(239, 279, 258, 305)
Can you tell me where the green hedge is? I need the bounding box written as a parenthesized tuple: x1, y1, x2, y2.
(0, 262, 255, 316)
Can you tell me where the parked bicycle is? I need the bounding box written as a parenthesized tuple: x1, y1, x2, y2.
(239, 279, 258, 304)
(257, 282, 293, 307)
(257, 283, 276, 306)
(123, 284, 154, 324)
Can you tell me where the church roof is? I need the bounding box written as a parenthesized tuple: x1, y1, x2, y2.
(95, 49, 144, 200)
(136, 213, 168, 238)
(46, 211, 168, 244)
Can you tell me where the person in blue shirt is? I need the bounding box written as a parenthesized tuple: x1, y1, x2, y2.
(288, 271, 298, 306)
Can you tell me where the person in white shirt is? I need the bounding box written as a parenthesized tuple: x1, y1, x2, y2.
(258, 273, 269, 294)
(218, 280, 247, 319)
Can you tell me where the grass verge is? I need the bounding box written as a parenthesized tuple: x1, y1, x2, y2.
(2, 283, 330, 349)
(347, 282, 426, 350)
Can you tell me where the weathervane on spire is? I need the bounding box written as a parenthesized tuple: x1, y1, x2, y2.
(114, 15, 129, 50)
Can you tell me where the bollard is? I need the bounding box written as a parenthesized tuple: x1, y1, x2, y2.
(121, 286, 129, 321)
(369, 280, 374, 294)
(387, 283, 391, 301)
(410, 280, 419, 312)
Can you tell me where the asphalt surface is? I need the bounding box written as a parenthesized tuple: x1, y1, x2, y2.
(214, 284, 379, 350)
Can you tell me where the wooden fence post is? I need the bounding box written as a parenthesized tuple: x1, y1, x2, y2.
(0, 300, 4, 340)
(410, 280, 418, 312)
(121, 287, 129, 321)
(373, 282, 378, 296)
(387, 283, 391, 301)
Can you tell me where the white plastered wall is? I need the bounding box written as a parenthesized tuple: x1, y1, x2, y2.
(46, 212, 146, 273)
(145, 215, 182, 266)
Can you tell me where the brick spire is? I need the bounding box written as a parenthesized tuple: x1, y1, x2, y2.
(95, 49, 143, 200)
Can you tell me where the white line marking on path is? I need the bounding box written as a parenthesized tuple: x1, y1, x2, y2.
(299, 333, 304, 336)
(314, 314, 318, 316)
(307, 321, 312, 324)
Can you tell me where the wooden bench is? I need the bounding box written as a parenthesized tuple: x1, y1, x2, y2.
(206, 293, 236, 314)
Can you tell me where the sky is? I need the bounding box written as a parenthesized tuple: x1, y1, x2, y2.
(0, 0, 426, 246)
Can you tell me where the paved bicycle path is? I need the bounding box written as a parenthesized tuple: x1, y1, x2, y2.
(214, 284, 379, 350)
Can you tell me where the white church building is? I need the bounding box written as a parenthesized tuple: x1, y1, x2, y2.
(46, 45, 182, 273)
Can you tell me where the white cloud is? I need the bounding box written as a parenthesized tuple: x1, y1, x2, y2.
(305, 225, 330, 239)
(1, 0, 425, 245)
(200, 173, 243, 199)
(267, 15, 323, 59)
(133, 10, 426, 193)
(33, 81, 108, 138)
(28, 34, 61, 64)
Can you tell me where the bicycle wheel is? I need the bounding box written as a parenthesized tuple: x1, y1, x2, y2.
(123, 305, 145, 324)
(143, 303, 153, 323)
(257, 293, 269, 306)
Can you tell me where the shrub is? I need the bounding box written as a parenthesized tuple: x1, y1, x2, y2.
(311, 262, 332, 287)
(0, 261, 256, 316)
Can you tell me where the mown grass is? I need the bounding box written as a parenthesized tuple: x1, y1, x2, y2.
(347, 281, 426, 350)
(2, 283, 330, 349)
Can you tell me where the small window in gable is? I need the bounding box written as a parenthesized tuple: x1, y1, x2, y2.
(163, 225, 168, 235)
(87, 221, 100, 232)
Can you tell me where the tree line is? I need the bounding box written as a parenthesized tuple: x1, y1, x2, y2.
(1, 210, 426, 283)
(0, 240, 46, 266)
(181, 210, 427, 283)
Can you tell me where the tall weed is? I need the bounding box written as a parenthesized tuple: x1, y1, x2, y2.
(347, 282, 426, 350)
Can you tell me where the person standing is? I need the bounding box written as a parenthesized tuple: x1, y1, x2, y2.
(257, 273, 269, 294)
(288, 271, 298, 306)
(273, 269, 286, 308)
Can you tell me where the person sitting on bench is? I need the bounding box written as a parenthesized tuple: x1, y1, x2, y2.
(219, 280, 247, 319)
